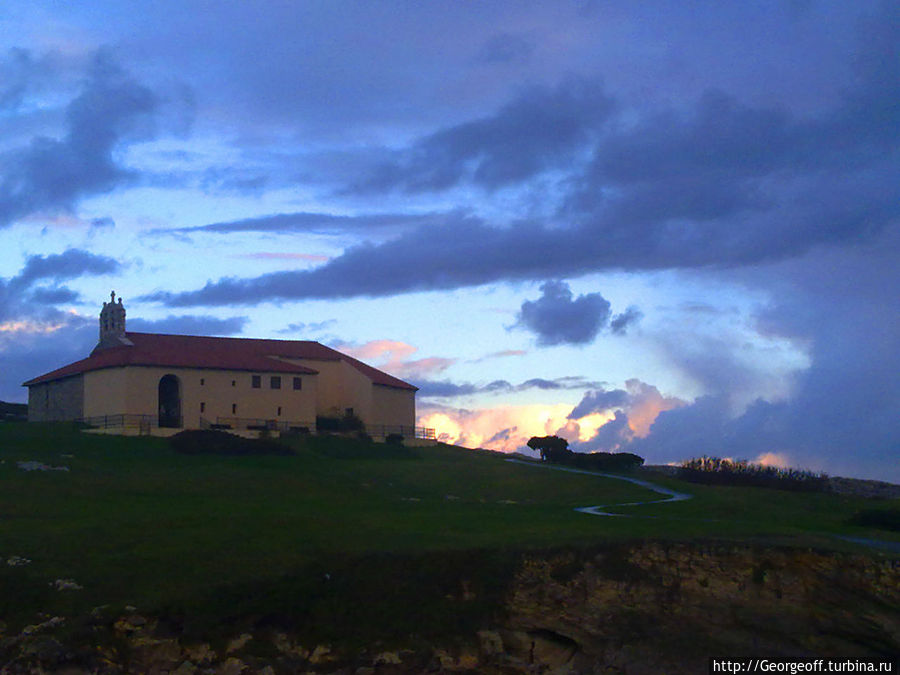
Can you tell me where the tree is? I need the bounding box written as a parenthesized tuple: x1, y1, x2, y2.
(527, 435, 571, 463)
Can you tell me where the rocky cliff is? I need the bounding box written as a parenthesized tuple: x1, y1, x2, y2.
(2, 542, 898, 674)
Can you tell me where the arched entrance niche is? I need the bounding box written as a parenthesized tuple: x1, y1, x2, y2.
(158, 374, 182, 428)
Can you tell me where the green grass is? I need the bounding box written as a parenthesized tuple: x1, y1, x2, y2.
(1, 422, 897, 643)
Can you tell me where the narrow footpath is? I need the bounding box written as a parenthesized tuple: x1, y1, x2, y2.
(505, 458, 692, 516)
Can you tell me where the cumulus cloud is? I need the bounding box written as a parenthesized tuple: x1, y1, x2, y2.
(567, 379, 685, 452)
(514, 281, 611, 346)
(0, 50, 164, 227)
(617, 224, 900, 482)
(418, 402, 578, 453)
(568, 387, 630, 419)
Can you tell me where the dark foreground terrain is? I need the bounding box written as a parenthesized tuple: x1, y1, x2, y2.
(1, 423, 898, 673)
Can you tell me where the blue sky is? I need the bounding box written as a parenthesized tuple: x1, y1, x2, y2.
(1, 1, 897, 481)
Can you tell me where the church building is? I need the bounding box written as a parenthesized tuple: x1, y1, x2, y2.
(23, 293, 424, 439)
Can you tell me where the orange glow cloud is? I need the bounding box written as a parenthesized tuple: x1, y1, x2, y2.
(0, 319, 69, 335)
(754, 452, 792, 468)
(338, 339, 455, 379)
(419, 402, 597, 454)
(623, 379, 684, 437)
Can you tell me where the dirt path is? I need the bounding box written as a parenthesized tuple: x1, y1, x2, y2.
(507, 459, 900, 554)
(505, 458, 692, 516)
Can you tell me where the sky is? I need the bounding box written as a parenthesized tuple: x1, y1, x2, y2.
(1, 1, 897, 482)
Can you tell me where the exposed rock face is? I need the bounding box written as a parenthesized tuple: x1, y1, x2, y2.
(502, 543, 900, 673)
(2, 543, 897, 674)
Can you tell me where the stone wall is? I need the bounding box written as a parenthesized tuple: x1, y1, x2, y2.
(26, 376, 84, 422)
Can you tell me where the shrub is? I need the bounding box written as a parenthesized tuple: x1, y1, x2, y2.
(385, 433, 404, 446)
(316, 414, 365, 433)
(169, 429, 294, 456)
(677, 456, 829, 492)
(571, 451, 644, 472)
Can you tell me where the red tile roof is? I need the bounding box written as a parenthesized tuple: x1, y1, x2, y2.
(22, 332, 417, 391)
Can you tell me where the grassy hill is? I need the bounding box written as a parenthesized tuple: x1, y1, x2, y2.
(2, 422, 897, 644)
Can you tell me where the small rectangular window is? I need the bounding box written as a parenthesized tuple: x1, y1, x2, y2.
(277, 406, 282, 416)
(252, 375, 261, 389)
(200, 378, 205, 386)
(293, 377, 302, 390)
(231, 380, 236, 387)
(270, 376, 281, 389)
(200, 402, 205, 413)
(232, 403, 237, 414)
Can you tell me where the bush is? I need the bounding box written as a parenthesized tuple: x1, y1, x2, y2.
(169, 429, 295, 456)
(848, 508, 900, 532)
(571, 451, 645, 472)
(316, 414, 365, 433)
(385, 433, 404, 446)
(677, 456, 829, 492)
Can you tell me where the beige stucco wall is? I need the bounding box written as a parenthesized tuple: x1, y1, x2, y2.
(27, 376, 84, 422)
(83, 366, 317, 428)
(83, 368, 129, 419)
(371, 384, 416, 430)
(281, 358, 376, 423)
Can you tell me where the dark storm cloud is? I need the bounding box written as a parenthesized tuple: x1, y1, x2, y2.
(348, 77, 614, 193)
(148, 3, 899, 308)
(623, 226, 900, 482)
(13, 249, 121, 288)
(0, 49, 180, 228)
(415, 375, 601, 399)
(156, 210, 462, 237)
(27, 287, 81, 305)
(128, 315, 248, 336)
(568, 387, 630, 419)
(0, 48, 58, 111)
(0, 249, 121, 320)
(514, 281, 611, 346)
(3, 319, 97, 402)
(609, 307, 642, 335)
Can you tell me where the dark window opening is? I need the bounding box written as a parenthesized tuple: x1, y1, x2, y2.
(277, 406, 282, 416)
(200, 378, 205, 386)
(252, 375, 261, 389)
(232, 380, 236, 387)
(200, 402, 205, 413)
(232, 403, 237, 414)
(293, 377, 302, 390)
(345, 407, 354, 417)
(270, 376, 281, 389)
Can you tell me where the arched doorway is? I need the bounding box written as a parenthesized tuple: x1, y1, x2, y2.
(158, 374, 182, 428)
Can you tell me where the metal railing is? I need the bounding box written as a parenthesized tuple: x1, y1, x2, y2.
(74, 413, 435, 440)
(366, 424, 436, 440)
(75, 414, 181, 433)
